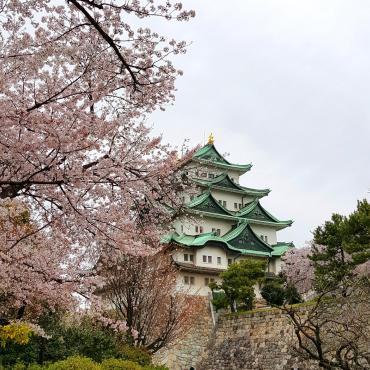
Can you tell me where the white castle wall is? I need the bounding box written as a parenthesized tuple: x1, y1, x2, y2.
(250, 224, 277, 245)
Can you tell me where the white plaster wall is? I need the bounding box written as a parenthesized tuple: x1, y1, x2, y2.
(211, 189, 245, 211)
(183, 162, 241, 184)
(269, 257, 283, 274)
(241, 194, 258, 204)
(195, 245, 228, 269)
(223, 169, 241, 183)
(250, 224, 277, 245)
(171, 249, 196, 264)
(175, 215, 234, 236)
(176, 272, 221, 296)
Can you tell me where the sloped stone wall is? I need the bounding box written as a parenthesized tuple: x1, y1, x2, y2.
(153, 298, 214, 370)
(197, 309, 318, 370)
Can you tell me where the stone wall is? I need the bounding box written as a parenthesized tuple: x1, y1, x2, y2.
(153, 298, 214, 370)
(197, 309, 318, 370)
(156, 303, 370, 370)
(155, 304, 320, 370)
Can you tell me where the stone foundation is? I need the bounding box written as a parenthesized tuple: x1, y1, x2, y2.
(153, 299, 214, 370)
(197, 309, 318, 370)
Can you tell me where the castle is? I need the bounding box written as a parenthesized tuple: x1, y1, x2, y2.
(164, 135, 293, 296)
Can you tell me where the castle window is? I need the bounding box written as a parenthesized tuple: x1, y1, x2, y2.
(222, 200, 227, 208)
(202, 255, 207, 263)
(228, 258, 233, 266)
(195, 226, 199, 233)
(184, 276, 195, 285)
(211, 228, 221, 236)
(184, 253, 189, 261)
(217, 257, 221, 265)
(208, 173, 214, 179)
(199, 226, 204, 233)
(265, 235, 268, 243)
(234, 202, 238, 209)
(189, 254, 194, 262)
(208, 256, 212, 263)
(239, 203, 242, 209)
(181, 225, 184, 233)
(218, 200, 222, 204)
(205, 278, 209, 286)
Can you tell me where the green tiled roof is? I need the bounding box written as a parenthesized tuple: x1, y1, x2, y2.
(186, 193, 292, 230)
(223, 222, 273, 253)
(193, 144, 252, 172)
(192, 173, 270, 197)
(236, 200, 293, 229)
(271, 242, 295, 256)
(163, 230, 293, 258)
(187, 191, 234, 216)
(164, 230, 272, 257)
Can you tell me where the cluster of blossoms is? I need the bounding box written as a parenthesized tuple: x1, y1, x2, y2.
(0, 0, 194, 325)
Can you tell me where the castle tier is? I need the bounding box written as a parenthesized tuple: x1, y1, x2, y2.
(163, 137, 294, 296)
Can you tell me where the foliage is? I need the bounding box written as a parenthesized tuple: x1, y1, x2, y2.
(210, 290, 229, 312)
(211, 259, 266, 312)
(312, 199, 370, 293)
(118, 346, 151, 366)
(1, 356, 169, 370)
(101, 252, 201, 353)
(261, 278, 302, 307)
(0, 314, 121, 367)
(101, 359, 142, 370)
(284, 284, 302, 305)
(0, 323, 33, 348)
(0, 0, 195, 325)
(46, 356, 101, 370)
(261, 280, 285, 306)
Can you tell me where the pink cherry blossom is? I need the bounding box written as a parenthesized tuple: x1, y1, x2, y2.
(0, 1, 194, 323)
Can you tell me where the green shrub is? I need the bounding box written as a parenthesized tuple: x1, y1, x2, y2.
(101, 359, 142, 370)
(143, 366, 169, 370)
(45, 355, 101, 370)
(284, 284, 302, 304)
(12, 363, 27, 370)
(118, 346, 151, 366)
(0, 313, 121, 367)
(211, 291, 229, 312)
(261, 280, 285, 306)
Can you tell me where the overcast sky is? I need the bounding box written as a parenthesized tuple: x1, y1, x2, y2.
(150, 0, 370, 247)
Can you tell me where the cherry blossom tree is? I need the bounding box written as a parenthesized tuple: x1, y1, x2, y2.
(0, 0, 194, 324)
(282, 245, 315, 296)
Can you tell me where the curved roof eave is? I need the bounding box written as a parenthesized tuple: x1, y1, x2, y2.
(193, 157, 252, 173)
(236, 200, 294, 227)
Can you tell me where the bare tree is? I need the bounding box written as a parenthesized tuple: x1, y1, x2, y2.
(99, 251, 201, 353)
(281, 277, 370, 369)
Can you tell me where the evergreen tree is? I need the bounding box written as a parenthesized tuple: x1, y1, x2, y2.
(211, 259, 266, 312)
(311, 199, 370, 293)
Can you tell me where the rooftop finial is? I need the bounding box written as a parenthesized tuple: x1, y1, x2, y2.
(208, 133, 214, 145)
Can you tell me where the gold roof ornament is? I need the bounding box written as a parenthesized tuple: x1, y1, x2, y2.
(208, 133, 215, 145)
